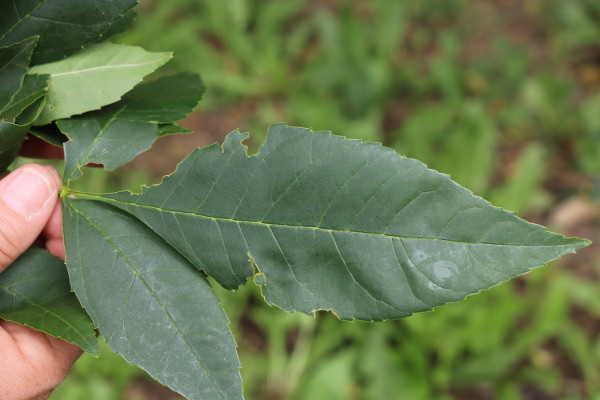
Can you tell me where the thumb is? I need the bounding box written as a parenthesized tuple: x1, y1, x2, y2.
(0, 164, 61, 273)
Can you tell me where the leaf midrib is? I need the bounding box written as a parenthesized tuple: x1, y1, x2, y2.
(65, 109, 124, 180)
(48, 60, 165, 77)
(74, 192, 577, 249)
(67, 200, 229, 400)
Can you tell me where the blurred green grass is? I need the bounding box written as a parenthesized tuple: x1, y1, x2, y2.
(50, 1, 600, 399)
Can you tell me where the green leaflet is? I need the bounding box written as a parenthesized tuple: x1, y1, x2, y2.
(28, 42, 172, 125)
(79, 125, 590, 321)
(109, 72, 204, 122)
(0, 247, 98, 354)
(58, 117, 159, 181)
(0, 97, 46, 171)
(63, 198, 243, 400)
(1, 74, 49, 121)
(0, 37, 48, 170)
(57, 73, 204, 181)
(0, 36, 38, 113)
(0, 0, 137, 64)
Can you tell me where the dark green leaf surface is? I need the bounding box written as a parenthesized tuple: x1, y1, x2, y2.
(0, 122, 27, 171)
(0, 74, 49, 121)
(57, 73, 204, 181)
(63, 198, 243, 400)
(0, 36, 37, 113)
(0, 0, 137, 64)
(58, 116, 159, 181)
(0, 247, 98, 354)
(0, 97, 45, 171)
(28, 42, 172, 125)
(30, 123, 68, 146)
(114, 72, 204, 122)
(101, 9, 136, 40)
(88, 125, 589, 321)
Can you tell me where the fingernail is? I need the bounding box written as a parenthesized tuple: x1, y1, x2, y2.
(2, 167, 54, 216)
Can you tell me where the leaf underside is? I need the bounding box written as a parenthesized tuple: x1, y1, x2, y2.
(0, 247, 98, 354)
(77, 124, 589, 322)
(28, 42, 172, 125)
(63, 198, 242, 400)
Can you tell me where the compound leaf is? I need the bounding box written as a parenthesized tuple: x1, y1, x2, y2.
(28, 42, 172, 125)
(0, 0, 137, 64)
(57, 73, 203, 181)
(84, 125, 589, 321)
(0, 247, 98, 354)
(63, 198, 243, 400)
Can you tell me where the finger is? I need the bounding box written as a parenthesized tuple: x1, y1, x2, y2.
(0, 321, 81, 399)
(43, 201, 65, 260)
(18, 136, 64, 159)
(0, 165, 61, 272)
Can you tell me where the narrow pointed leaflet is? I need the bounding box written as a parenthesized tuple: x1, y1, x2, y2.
(0, 248, 98, 354)
(62, 198, 243, 400)
(81, 125, 589, 321)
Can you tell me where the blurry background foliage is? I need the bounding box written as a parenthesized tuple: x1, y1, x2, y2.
(45, 0, 600, 399)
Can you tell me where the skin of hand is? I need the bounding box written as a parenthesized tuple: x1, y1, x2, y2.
(0, 160, 82, 400)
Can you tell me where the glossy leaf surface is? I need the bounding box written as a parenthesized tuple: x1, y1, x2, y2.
(90, 125, 589, 321)
(0, 247, 98, 354)
(57, 73, 203, 181)
(29, 42, 171, 125)
(63, 198, 243, 400)
(0, 0, 137, 64)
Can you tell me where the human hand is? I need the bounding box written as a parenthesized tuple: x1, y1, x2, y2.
(0, 164, 81, 400)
